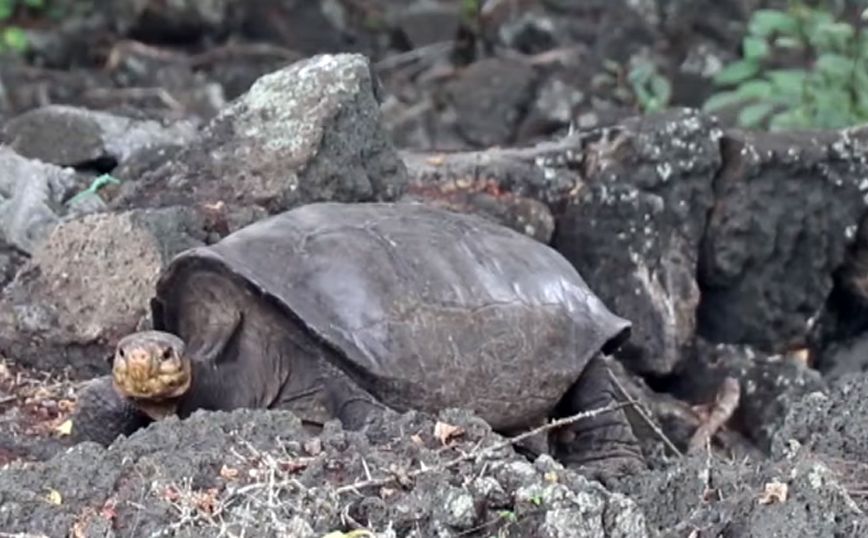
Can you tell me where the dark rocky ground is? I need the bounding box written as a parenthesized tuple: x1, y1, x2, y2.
(2, 0, 868, 536)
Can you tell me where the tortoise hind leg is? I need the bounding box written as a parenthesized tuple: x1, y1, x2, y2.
(550, 353, 645, 484)
(70, 376, 153, 446)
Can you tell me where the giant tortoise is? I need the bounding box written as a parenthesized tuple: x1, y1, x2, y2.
(71, 201, 644, 478)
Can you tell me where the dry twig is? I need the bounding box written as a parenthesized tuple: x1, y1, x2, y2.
(334, 401, 630, 495)
(687, 377, 741, 454)
(607, 369, 683, 457)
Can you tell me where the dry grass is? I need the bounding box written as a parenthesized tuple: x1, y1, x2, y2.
(0, 356, 81, 466)
(143, 403, 630, 537)
(150, 438, 381, 537)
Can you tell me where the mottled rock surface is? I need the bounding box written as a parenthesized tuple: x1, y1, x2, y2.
(618, 369, 868, 537)
(0, 408, 649, 538)
(619, 450, 868, 538)
(0, 207, 210, 377)
(443, 57, 540, 148)
(669, 338, 826, 452)
(112, 53, 409, 214)
(698, 126, 868, 352)
(2, 104, 199, 169)
(0, 146, 82, 254)
(553, 108, 721, 376)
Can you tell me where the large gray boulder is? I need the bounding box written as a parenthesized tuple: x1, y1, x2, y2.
(112, 53, 409, 214)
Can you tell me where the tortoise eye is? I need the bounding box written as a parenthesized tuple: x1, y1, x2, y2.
(161, 348, 173, 361)
(118, 348, 125, 358)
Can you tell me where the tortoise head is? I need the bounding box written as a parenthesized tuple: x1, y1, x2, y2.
(111, 330, 192, 419)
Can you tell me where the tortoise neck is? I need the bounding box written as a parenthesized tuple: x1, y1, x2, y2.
(133, 397, 181, 420)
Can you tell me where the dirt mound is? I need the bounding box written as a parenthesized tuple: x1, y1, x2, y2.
(0, 408, 647, 537)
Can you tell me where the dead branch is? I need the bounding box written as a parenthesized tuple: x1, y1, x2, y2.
(687, 377, 741, 454)
(333, 401, 630, 495)
(399, 130, 590, 205)
(607, 369, 683, 457)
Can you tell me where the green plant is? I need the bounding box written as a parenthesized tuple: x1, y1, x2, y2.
(703, 1, 868, 130)
(462, 0, 480, 22)
(594, 55, 673, 114)
(627, 58, 672, 113)
(0, 0, 44, 53)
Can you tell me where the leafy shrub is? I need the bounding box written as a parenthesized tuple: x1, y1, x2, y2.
(703, 1, 868, 130)
(0, 0, 43, 53)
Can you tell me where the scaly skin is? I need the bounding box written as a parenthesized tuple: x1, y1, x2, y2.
(111, 330, 192, 419)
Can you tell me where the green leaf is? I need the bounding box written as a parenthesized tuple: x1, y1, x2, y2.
(1, 27, 28, 51)
(737, 101, 776, 128)
(702, 90, 747, 112)
(649, 74, 672, 104)
(815, 53, 854, 79)
(815, 21, 856, 51)
(627, 62, 653, 85)
(749, 9, 800, 37)
(765, 69, 807, 92)
(713, 60, 761, 86)
(735, 79, 774, 99)
(774, 36, 804, 49)
(811, 87, 855, 128)
(743, 36, 769, 61)
(768, 108, 809, 130)
(0, 2, 13, 20)
(805, 17, 850, 51)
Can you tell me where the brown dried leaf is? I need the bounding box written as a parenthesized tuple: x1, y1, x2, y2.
(54, 419, 73, 437)
(220, 465, 239, 480)
(759, 480, 788, 505)
(425, 155, 445, 165)
(410, 434, 424, 446)
(161, 486, 180, 502)
(434, 421, 464, 445)
(71, 508, 95, 538)
(45, 488, 63, 505)
(278, 457, 313, 474)
(101, 499, 118, 521)
(789, 348, 810, 366)
(194, 488, 219, 514)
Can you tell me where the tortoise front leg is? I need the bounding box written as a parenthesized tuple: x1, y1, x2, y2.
(551, 353, 645, 485)
(70, 376, 153, 446)
(318, 358, 394, 430)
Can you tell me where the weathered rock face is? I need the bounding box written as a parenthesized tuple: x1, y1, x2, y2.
(0, 408, 649, 538)
(617, 370, 868, 537)
(2, 104, 199, 169)
(0, 205, 266, 377)
(112, 53, 410, 214)
(0, 238, 25, 290)
(697, 126, 868, 352)
(771, 372, 868, 466)
(552, 108, 721, 376)
(0, 146, 82, 255)
(619, 450, 868, 538)
(669, 338, 826, 452)
(443, 57, 540, 148)
(103, 0, 234, 38)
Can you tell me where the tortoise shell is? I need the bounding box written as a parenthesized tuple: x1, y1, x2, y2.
(149, 202, 631, 430)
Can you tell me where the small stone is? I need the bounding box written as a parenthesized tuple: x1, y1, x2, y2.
(442, 488, 477, 530)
